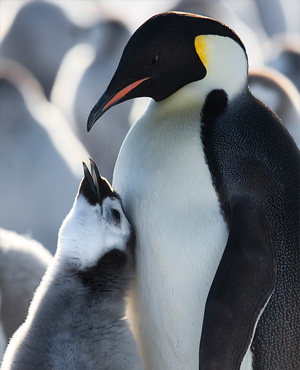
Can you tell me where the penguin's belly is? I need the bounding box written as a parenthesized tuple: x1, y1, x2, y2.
(113, 109, 229, 370)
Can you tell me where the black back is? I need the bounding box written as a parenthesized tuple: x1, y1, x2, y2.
(199, 88, 300, 369)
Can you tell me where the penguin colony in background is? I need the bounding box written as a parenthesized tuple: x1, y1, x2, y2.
(0, 60, 89, 254)
(1, 160, 144, 370)
(248, 68, 300, 148)
(0, 229, 52, 353)
(88, 12, 300, 370)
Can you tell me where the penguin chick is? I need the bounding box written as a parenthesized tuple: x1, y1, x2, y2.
(0, 294, 7, 359)
(1, 159, 144, 370)
(0, 229, 52, 351)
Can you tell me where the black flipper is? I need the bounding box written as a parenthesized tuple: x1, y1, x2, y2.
(199, 197, 276, 369)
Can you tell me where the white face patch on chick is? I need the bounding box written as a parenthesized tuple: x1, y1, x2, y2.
(56, 161, 132, 270)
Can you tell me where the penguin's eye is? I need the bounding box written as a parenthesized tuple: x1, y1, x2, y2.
(111, 208, 121, 224)
(150, 54, 160, 65)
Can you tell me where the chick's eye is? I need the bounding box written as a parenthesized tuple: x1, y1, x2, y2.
(111, 208, 121, 223)
(150, 54, 160, 65)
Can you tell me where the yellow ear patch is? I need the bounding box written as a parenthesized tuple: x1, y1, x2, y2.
(194, 35, 209, 69)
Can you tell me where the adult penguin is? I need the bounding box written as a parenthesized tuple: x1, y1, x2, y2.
(87, 12, 300, 370)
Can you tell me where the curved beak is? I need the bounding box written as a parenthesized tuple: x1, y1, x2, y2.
(80, 159, 113, 204)
(89, 158, 113, 202)
(87, 77, 149, 132)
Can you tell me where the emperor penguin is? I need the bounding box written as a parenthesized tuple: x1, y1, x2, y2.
(87, 12, 300, 370)
(1, 160, 144, 370)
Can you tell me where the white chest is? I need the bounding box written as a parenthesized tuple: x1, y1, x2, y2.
(113, 104, 229, 369)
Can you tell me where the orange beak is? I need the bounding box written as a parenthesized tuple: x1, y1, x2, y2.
(87, 77, 150, 132)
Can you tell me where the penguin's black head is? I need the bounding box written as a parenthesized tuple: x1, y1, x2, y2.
(87, 11, 246, 131)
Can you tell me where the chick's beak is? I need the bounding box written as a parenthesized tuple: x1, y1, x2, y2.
(89, 158, 113, 203)
(80, 161, 99, 205)
(80, 160, 113, 204)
